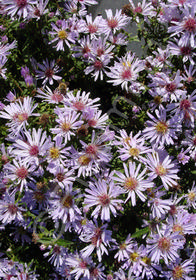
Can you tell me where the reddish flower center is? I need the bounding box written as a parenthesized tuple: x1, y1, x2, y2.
(16, 0, 27, 8)
(8, 204, 18, 215)
(85, 144, 98, 155)
(51, 92, 63, 102)
(73, 101, 85, 111)
(45, 68, 54, 78)
(184, 17, 196, 32)
(158, 236, 171, 251)
(88, 24, 98, 33)
(16, 166, 28, 179)
(33, 191, 45, 202)
(29, 145, 39, 156)
(91, 228, 102, 245)
(107, 18, 118, 29)
(56, 172, 65, 182)
(97, 48, 105, 57)
(166, 82, 176, 92)
(79, 261, 88, 269)
(34, 8, 41, 17)
(99, 193, 110, 206)
(94, 60, 103, 70)
(53, 245, 61, 254)
(193, 136, 196, 146)
(134, 6, 142, 13)
(88, 119, 97, 127)
(121, 68, 132, 80)
(180, 99, 191, 110)
(1, 154, 9, 164)
(173, 224, 183, 234)
(82, 46, 90, 55)
(180, 46, 192, 55)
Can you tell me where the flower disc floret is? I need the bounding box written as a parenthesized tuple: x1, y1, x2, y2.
(58, 30, 68, 40)
(49, 147, 60, 159)
(16, 166, 28, 180)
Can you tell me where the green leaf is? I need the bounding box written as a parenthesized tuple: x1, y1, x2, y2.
(131, 227, 149, 238)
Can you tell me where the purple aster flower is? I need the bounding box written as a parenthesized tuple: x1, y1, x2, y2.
(143, 108, 181, 148)
(145, 150, 179, 190)
(44, 245, 67, 269)
(182, 64, 196, 83)
(168, 39, 195, 65)
(114, 234, 135, 262)
(83, 176, 124, 221)
(146, 228, 185, 265)
(161, 258, 195, 280)
(30, 0, 49, 20)
(84, 14, 105, 38)
(106, 52, 145, 91)
(84, 55, 111, 81)
(51, 109, 83, 143)
(82, 108, 108, 129)
(50, 165, 75, 190)
(35, 59, 61, 85)
(36, 86, 65, 104)
(185, 181, 196, 209)
(100, 9, 130, 38)
(12, 128, 50, 166)
(80, 221, 114, 262)
(48, 184, 81, 223)
(3, 0, 36, 19)
(129, 0, 156, 19)
(0, 193, 24, 225)
(49, 19, 77, 50)
(177, 148, 190, 165)
(72, 35, 93, 61)
(0, 96, 38, 136)
(115, 161, 153, 205)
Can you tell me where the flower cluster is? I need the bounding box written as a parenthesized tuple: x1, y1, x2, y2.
(0, 0, 195, 279)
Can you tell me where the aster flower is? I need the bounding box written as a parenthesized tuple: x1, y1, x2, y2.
(182, 64, 196, 83)
(30, 0, 49, 19)
(129, 0, 156, 19)
(145, 150, 179, 190)
(5, 158, 36, 192)
(0, 193, 24, 225)
(72, 35, 93, 61)
(84, 55, 111, 81)
(0, 55, 7, 79)
(80, 221, 114, 262)
(114, 234, 135, 262)
(177, 148, 190, 165)
(35, 59, 61, 85)
(3, 0, 36, 19)
(146, 228, 185, 265)
(168, 39, 195, 65)
(49, 19, 77, 50)
(91, 37, 114, 59)
(0, 40, 16, 58)
(100, 9, 130, 38)
(115, 162, 153, 206)
(36, 86, 65, 104)
(106, 52, 145, 91)
(161, 258, 195, 280)
(0, 96, 38, 136)
(50, 165, 75, 190)
(51, 108, 83, 143)
(44, 245, 67, 269)
(82, 108, 109, 129)
(143, 108, 181, 148)
(84, 14, 105, 38)
(12, 128, 50, 165)
(185, 181, 196, 209)
(48, 184, 81, 224)
(84, 177, 124, 221)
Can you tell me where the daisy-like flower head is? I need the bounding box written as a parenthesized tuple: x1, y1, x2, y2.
(106, 52, 145, 91)
(80, 221, 114, 262)
(5, 158, 36, 192)
(36, 86, 65, 104)
(129, 0, 156, 19)
(100, 9, 130, 37)
(0, 193, 24, 225)
(48, 184, 81, 224)
(84, 55, 111, 81)
(3, 0, 36, 19)
(49, 19, 77, 51)
(145, 149, 179, 190)
(30, 0, 49, 19)
(43, 244, 67, 269)
(185, 181, 196, 209)
(84, 14, 105, 38)
(0, 40, 16, 58)
(83, 176, 124, 221)
(82, 108, 108, 130)
(114, 161, 153, 205)
(51, 108, 83, 144)
(161, 258, 195, 280)
(12, 128, 50, 166)
(143, 108, 181, 148)
(146, 227, 185, 265)
(0, 96, 38, 137)
(50, 165, 75, 190)
(35, 59, 61, 85)
(114, 234, 135, 262)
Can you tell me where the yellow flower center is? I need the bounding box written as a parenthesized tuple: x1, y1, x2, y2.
(130, 252, 139, 262)
(124, 177, 138, 191)
(155, 121, 168, 134)
(188, 191, 196, 201)
(78, 155, 91, 166)
(155, 165, 167, 176)
(172, 265, 184, 279)
(49, 147, 60, 159)
(172, 224, 183, 234)
(129, 147, 140, 157)
(61, 122, 71, 132)
(58, 30, 68, 40)
(158, 237, 171, 252)
(142, 256, 151, 265)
